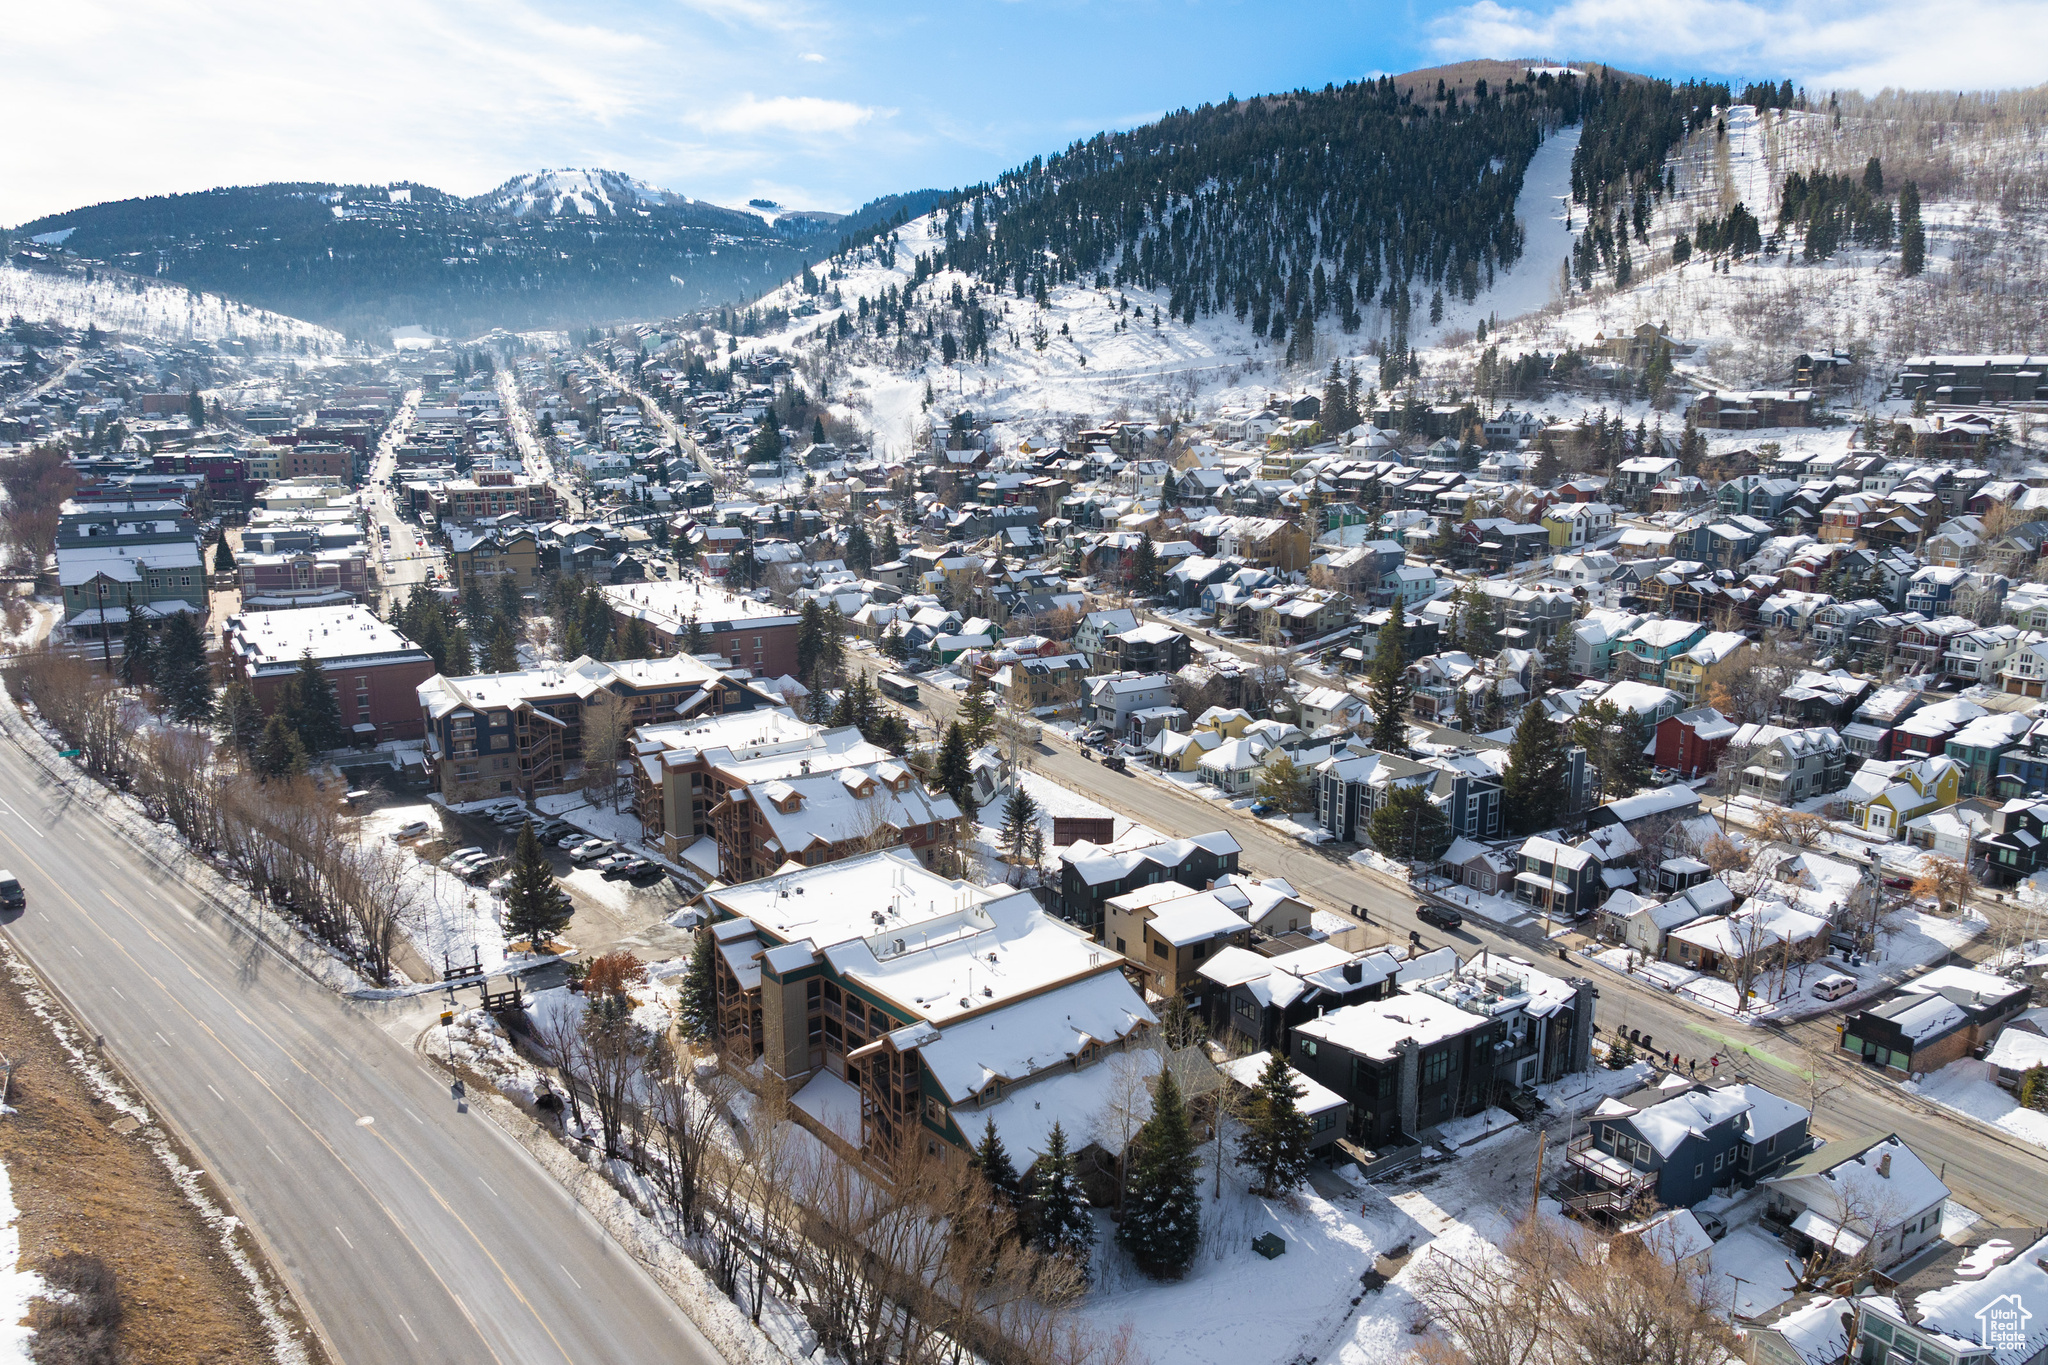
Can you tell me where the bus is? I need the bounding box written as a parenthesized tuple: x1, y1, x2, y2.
(877, 672, 920, 704)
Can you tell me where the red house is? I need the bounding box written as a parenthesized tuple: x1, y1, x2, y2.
(222, 606, 437, 744)
(1652, 706, 1738, 779)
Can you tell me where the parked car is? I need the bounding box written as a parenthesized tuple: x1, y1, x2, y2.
(388, 820, 431, 843)
(569, 840, 615, 864)
(557, 832, 593, 851)
(1417, 903, 1464, 931)
(1884, 874, 1915, 891)
(591, 853, 635, 876)
(1812, 973, 1858, 1001)
(534, 820, 572, 842)
(602, 857, 650, 880)
(491, 807, 532, 826)
(439, 846, 484, 868)
(464, 856, 508, 884)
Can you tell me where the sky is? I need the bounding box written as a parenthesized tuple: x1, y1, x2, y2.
(5, 0, 2048, 227)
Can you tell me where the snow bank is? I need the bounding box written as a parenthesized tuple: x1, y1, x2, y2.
(0, 1159, 39, 1363)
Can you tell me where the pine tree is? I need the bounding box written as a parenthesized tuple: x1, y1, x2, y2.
(958, 681, 997, 744)
(1130, 537, 1159, 596)
(1368, 597, 1412, 754)
(1000, 784, 1038, 864)
(1501, 698, 1571, 834)
(972, 1117, 1021, 1205)
(1031, 1121, 1096, 1276)
(212, 537, 235, 573)
(254, 712, 308, 780)
(118, 623, 152, 689)
(1459, 584, 1494, 655)
(936, 722, 976, 819)
(678, 927, 716, 1039)
(876, 521, 900, 564)
(844, 520, 874, 576)
(1369, 782, 1452, 862)
(1899, 181, 1925, 277)
(154, 612, 214, 723)
(2023, 1064, 2047, 1113)
(1117, 1069, 1202, 1279)
(502, 821, 571, 952)
(215, 678, 265, 759)
(284, 648, 344, 752)
(1236, 1052, 1313, 1197)
(1542, 620, 1576, 686)
(486, 622, 519, 673)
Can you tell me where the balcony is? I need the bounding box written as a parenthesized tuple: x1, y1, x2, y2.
(1566, 1132, 1656, 1194)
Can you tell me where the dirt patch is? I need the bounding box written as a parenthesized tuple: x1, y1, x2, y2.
(0, 948, 326, 1365)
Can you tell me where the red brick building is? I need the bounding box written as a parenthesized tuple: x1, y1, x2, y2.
(223, 606, 436, 744)
(237, 548, 370, 608)
(432, 473, 559, 523)
(601, 580, 802, 678)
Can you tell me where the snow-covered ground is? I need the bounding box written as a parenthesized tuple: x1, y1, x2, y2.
(354, 800, 509, 976)
(1906, 1059, 2048, 1151)
(0, 262, 344, 351)
(0, 1159, 38, 1363)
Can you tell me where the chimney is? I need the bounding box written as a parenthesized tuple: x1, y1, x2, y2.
(1342, 961, 1363, 985)
(1877, 1152, 1892, 1178)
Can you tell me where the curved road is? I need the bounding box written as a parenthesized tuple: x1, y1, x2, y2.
(0, 717, 723, 1365)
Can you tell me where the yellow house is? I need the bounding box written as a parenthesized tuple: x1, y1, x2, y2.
(1541, 502, 1615, 549)
(1663, 632, 1748, 706)
(1144, 706, 1253, 773)
(1845, 754, 1962, 838)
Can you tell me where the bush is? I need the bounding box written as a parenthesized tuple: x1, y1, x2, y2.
(28, 1252, 123, 1364)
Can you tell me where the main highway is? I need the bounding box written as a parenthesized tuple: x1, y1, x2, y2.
(859, 653, 2048, 1226)
(0, 707, 723, 1365)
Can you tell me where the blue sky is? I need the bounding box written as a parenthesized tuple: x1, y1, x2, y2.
(6, 0, 2046, 226)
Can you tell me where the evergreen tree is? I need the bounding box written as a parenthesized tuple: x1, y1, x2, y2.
(118, 623, 152, 689)
(485, 622, 520, 673)
(154, 612, 214, 723)
(682, 616, 705, 656)
(844, 520, 874, 576)
(796, 599, 830, 689)
(1899, 181, 1925, 277)
(1130, 537, 1160, 596)
(1368, 597, 1413, 754)
(1459, 584, 1494, 655)
(972, 1117, 1021, 1205)
(284, 648, 344, 752)
(957, 681, 997, 744)
(1501, 698, 1572, 834)
(253, 712, 309, 780)
(936, 722, 977, 819)
(1236, 1052, 1314, 1197)
(212, 537, 236, 573)
(1369, 782, 1452, 862)
(502, 821, 571, 951)
(999, 784, 1039, 865)
(1031, 1122, 1096, 1276)
(1116, 1070, 1202, 1279)
(1542, 620, 1576, 686)
(876, 521, 900, 564)
(216, 678, 266, 760)
(678, 927, 717, 1039)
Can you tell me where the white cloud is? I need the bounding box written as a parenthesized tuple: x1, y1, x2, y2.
(1427, 0, 2048, 92)
(703, 93, 885, 136)
(800, 51, 826, 61)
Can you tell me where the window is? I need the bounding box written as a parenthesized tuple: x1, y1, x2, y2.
(1713, 1152, 1725, 1172)
(1765, 1134, 1777, 1154)
(1114, 937, 1126, 954)
(1302, 1039, 1317, 1057)
(1421, 1051, 1453, 1086)
(1235, 997, 1254, 1020)
(1694, 1163, 1704, 1178)
(1151, 939, 1168, 959)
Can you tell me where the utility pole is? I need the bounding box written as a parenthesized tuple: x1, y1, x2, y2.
(1529, 1128, 1546, 1219)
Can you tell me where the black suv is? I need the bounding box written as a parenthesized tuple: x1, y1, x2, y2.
(1416, 903, 1463, 931)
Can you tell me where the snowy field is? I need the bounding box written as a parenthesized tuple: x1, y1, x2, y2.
(353, 800, 509, 976)
(0, 262, 344, 351)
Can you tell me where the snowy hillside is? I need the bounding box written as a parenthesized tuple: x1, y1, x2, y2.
(482, 168, 683, 218)
(722, 123, 1583, 454)
(1461, 98, 2048, 394)
(0, 262, 347, 352)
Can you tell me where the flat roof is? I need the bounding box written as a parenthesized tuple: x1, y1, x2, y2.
(227, 606, 430, 673)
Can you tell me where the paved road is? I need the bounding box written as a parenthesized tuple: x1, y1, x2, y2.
(0, 724, 723, 1365)
(858, 655, 2048, 1224)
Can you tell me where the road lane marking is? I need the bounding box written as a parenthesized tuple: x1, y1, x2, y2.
(275, 999, 293, 1015)
(335, 1227, 355, 1250)
(398, 1314, 419, 1343)
(155, 1032, 169, 1046)
(0, 794, 44, 837)
(266, 1145, 282, 1163)
(111, 987, 125, 1001)
(478, 1177, 497, 1197)
(405, 1106, 423, 1124)
(68, 944, 81, 956)
(206, 1084, 225, 1102)
(558, 1265, 582, 1290)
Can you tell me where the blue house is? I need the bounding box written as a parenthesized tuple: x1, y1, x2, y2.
(1568, 1082, 1811, 1215)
